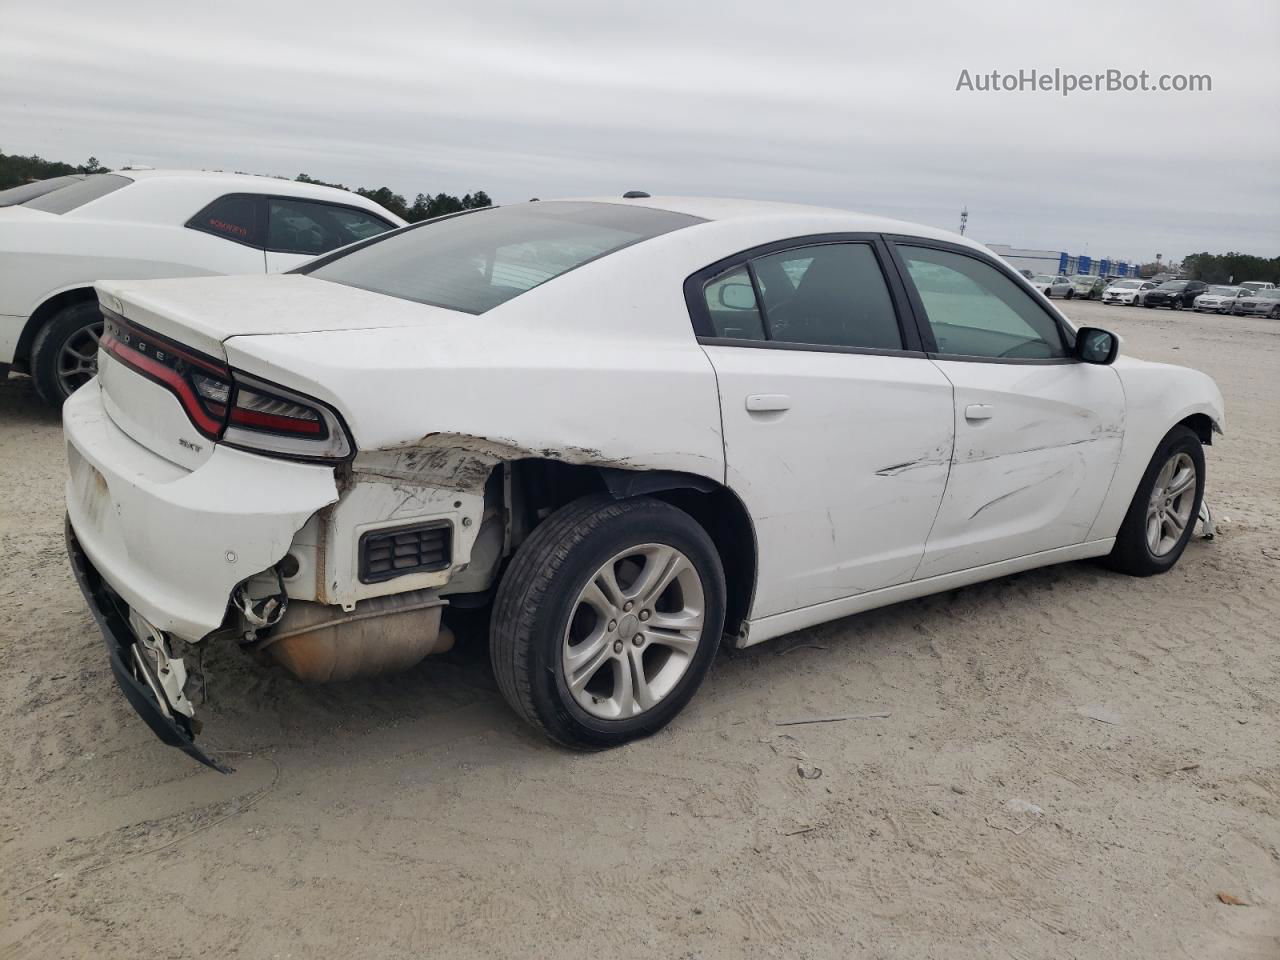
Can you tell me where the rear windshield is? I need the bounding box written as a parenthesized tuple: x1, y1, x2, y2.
(0, 175, 87, 207)
(21, 174, 133, 214)
(305, 201, 705, 314)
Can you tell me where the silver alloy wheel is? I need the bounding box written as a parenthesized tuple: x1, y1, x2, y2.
(1146, 451, 1197, 557)
(562, 543, 705, 720)
(57, 320, 103, 397)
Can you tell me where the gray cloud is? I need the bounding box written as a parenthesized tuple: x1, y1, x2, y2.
(1, 0, 1276, 262)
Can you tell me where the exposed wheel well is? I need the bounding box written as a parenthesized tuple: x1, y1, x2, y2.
(13, 287, 99, 374)
(1178, 413, 1215, 446)
(505, 459, 757, 639)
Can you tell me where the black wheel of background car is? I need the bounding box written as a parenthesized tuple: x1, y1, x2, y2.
(1103, 425, 1205, 577)
(489, 494, 726, 749)
(1271, 306, 1280, 320)
(1043, 288, 1052, 297)
(1065, 289, 1074, 299)
(30, 301, 105, 407)
(1172, 300, 1182, 311)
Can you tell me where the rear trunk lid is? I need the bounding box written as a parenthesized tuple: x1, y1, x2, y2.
(95, 274, 461, 468)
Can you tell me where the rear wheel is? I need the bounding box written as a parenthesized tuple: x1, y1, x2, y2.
(1104, 425, 1204, 576)
(1066, 289, 1074, 299)
(490, 495, 726, 748)
(30, 301, 104, 407)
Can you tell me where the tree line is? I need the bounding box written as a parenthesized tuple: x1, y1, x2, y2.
(1180, 251, 1279, 286)
(0, 149, 492, 223)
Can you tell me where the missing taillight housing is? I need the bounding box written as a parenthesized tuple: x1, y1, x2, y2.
(99, 307, 352, 462)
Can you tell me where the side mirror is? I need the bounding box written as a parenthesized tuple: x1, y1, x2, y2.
(718, 282, 756, 311)
(1075, 326, 1119, 365)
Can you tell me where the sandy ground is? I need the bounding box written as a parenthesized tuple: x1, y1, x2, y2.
(1, 299, 1277, 959)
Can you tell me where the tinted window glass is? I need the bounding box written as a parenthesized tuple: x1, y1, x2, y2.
(22, 174, 132, 214)
(268, 198, 394, 255)
(750, 243, 902, 350)
(308, 201, 704, 314)
(0, 175, 85, 207)
(186, 194, 265, 247)
(900, 245, 1067, 359)
(703, 266, 766, 340)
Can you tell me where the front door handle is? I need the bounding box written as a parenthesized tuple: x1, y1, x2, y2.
(964, 404, 994, 421)
(746, 394, 792, 413)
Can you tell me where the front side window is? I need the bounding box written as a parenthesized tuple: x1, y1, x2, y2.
(899, 245, 1068, 360)
(20, 173, 132, 214)
(186, 193, 266, 247)
(307, 201, 704, 314)
(268, 198, 394, 255)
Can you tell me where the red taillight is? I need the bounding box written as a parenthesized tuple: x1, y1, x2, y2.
(99, 309, 352, 462)
(222, 373, 351, 459)
(100, 311, 231, 439)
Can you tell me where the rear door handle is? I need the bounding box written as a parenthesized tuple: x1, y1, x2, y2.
(964, 404, 994, 421)
(746, 394, 791, 413)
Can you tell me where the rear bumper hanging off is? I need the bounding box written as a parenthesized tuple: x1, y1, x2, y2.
(65, 516, 229, 773)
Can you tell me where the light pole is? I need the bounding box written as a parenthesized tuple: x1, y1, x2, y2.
(959, 207, 968, 236)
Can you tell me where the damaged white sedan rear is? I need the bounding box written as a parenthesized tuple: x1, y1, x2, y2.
(63, 197, 1225, 770)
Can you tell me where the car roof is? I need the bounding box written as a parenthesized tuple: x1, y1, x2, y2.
(58, 169, 406, 225)
(569, 195, 984, 250)
(120, 168, 377, 200)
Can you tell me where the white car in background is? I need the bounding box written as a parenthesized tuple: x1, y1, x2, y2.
(62, 196, 1224, 770)
(1193, 285, 1249, 314)
(0, 170, 404, 405)
(1102, 279, 1156, 306)
(1238, 281, 1275, 293)
(1032, 274, 1074, 298)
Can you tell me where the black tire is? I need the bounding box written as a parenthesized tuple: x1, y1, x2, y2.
(30, 300, 104, 407)
(1171, 299, 1182, 311)
(1103, 425, 1205, 577)
(1144, 302, 1154, 309)
(1066, 289, 1074, 299)
(1271, 306, 1280, 320)
(490, 494, 726, 749)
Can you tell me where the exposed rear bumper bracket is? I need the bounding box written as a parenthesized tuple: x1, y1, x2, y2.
(65, 516, 230, 773)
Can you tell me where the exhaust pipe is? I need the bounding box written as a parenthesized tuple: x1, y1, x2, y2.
(256, 589, 452, 683)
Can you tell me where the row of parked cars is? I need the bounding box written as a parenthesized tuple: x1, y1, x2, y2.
(1026, 271, 1280, 318)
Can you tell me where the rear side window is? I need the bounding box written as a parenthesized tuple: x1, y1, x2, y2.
(751, 244, 903, 350)
(306, 201, 705, 314)
(702, 266, 766, 340)
(0, 175, 85, 207)
(186, 194, 266, 247)
(21, 174, 132, 214)
(698, 242, 904, 351)
(268, 198, 395, 255)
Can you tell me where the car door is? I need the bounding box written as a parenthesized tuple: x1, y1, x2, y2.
(264, 197, 396, 272)
(690, 236, 955, 618)
(887, 239, 1126, 580)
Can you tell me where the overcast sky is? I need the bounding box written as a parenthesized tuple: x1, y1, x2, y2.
(2, 0, 1276, 263)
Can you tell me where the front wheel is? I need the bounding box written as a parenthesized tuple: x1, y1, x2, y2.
(1065, 289, 1075, 299)
(1104, 425, 1205, 576)
(490, 495, 726, 748)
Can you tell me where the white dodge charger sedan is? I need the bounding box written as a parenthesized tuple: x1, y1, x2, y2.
(62, 196, 1224, 769)
(0, 169, 403, 405)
